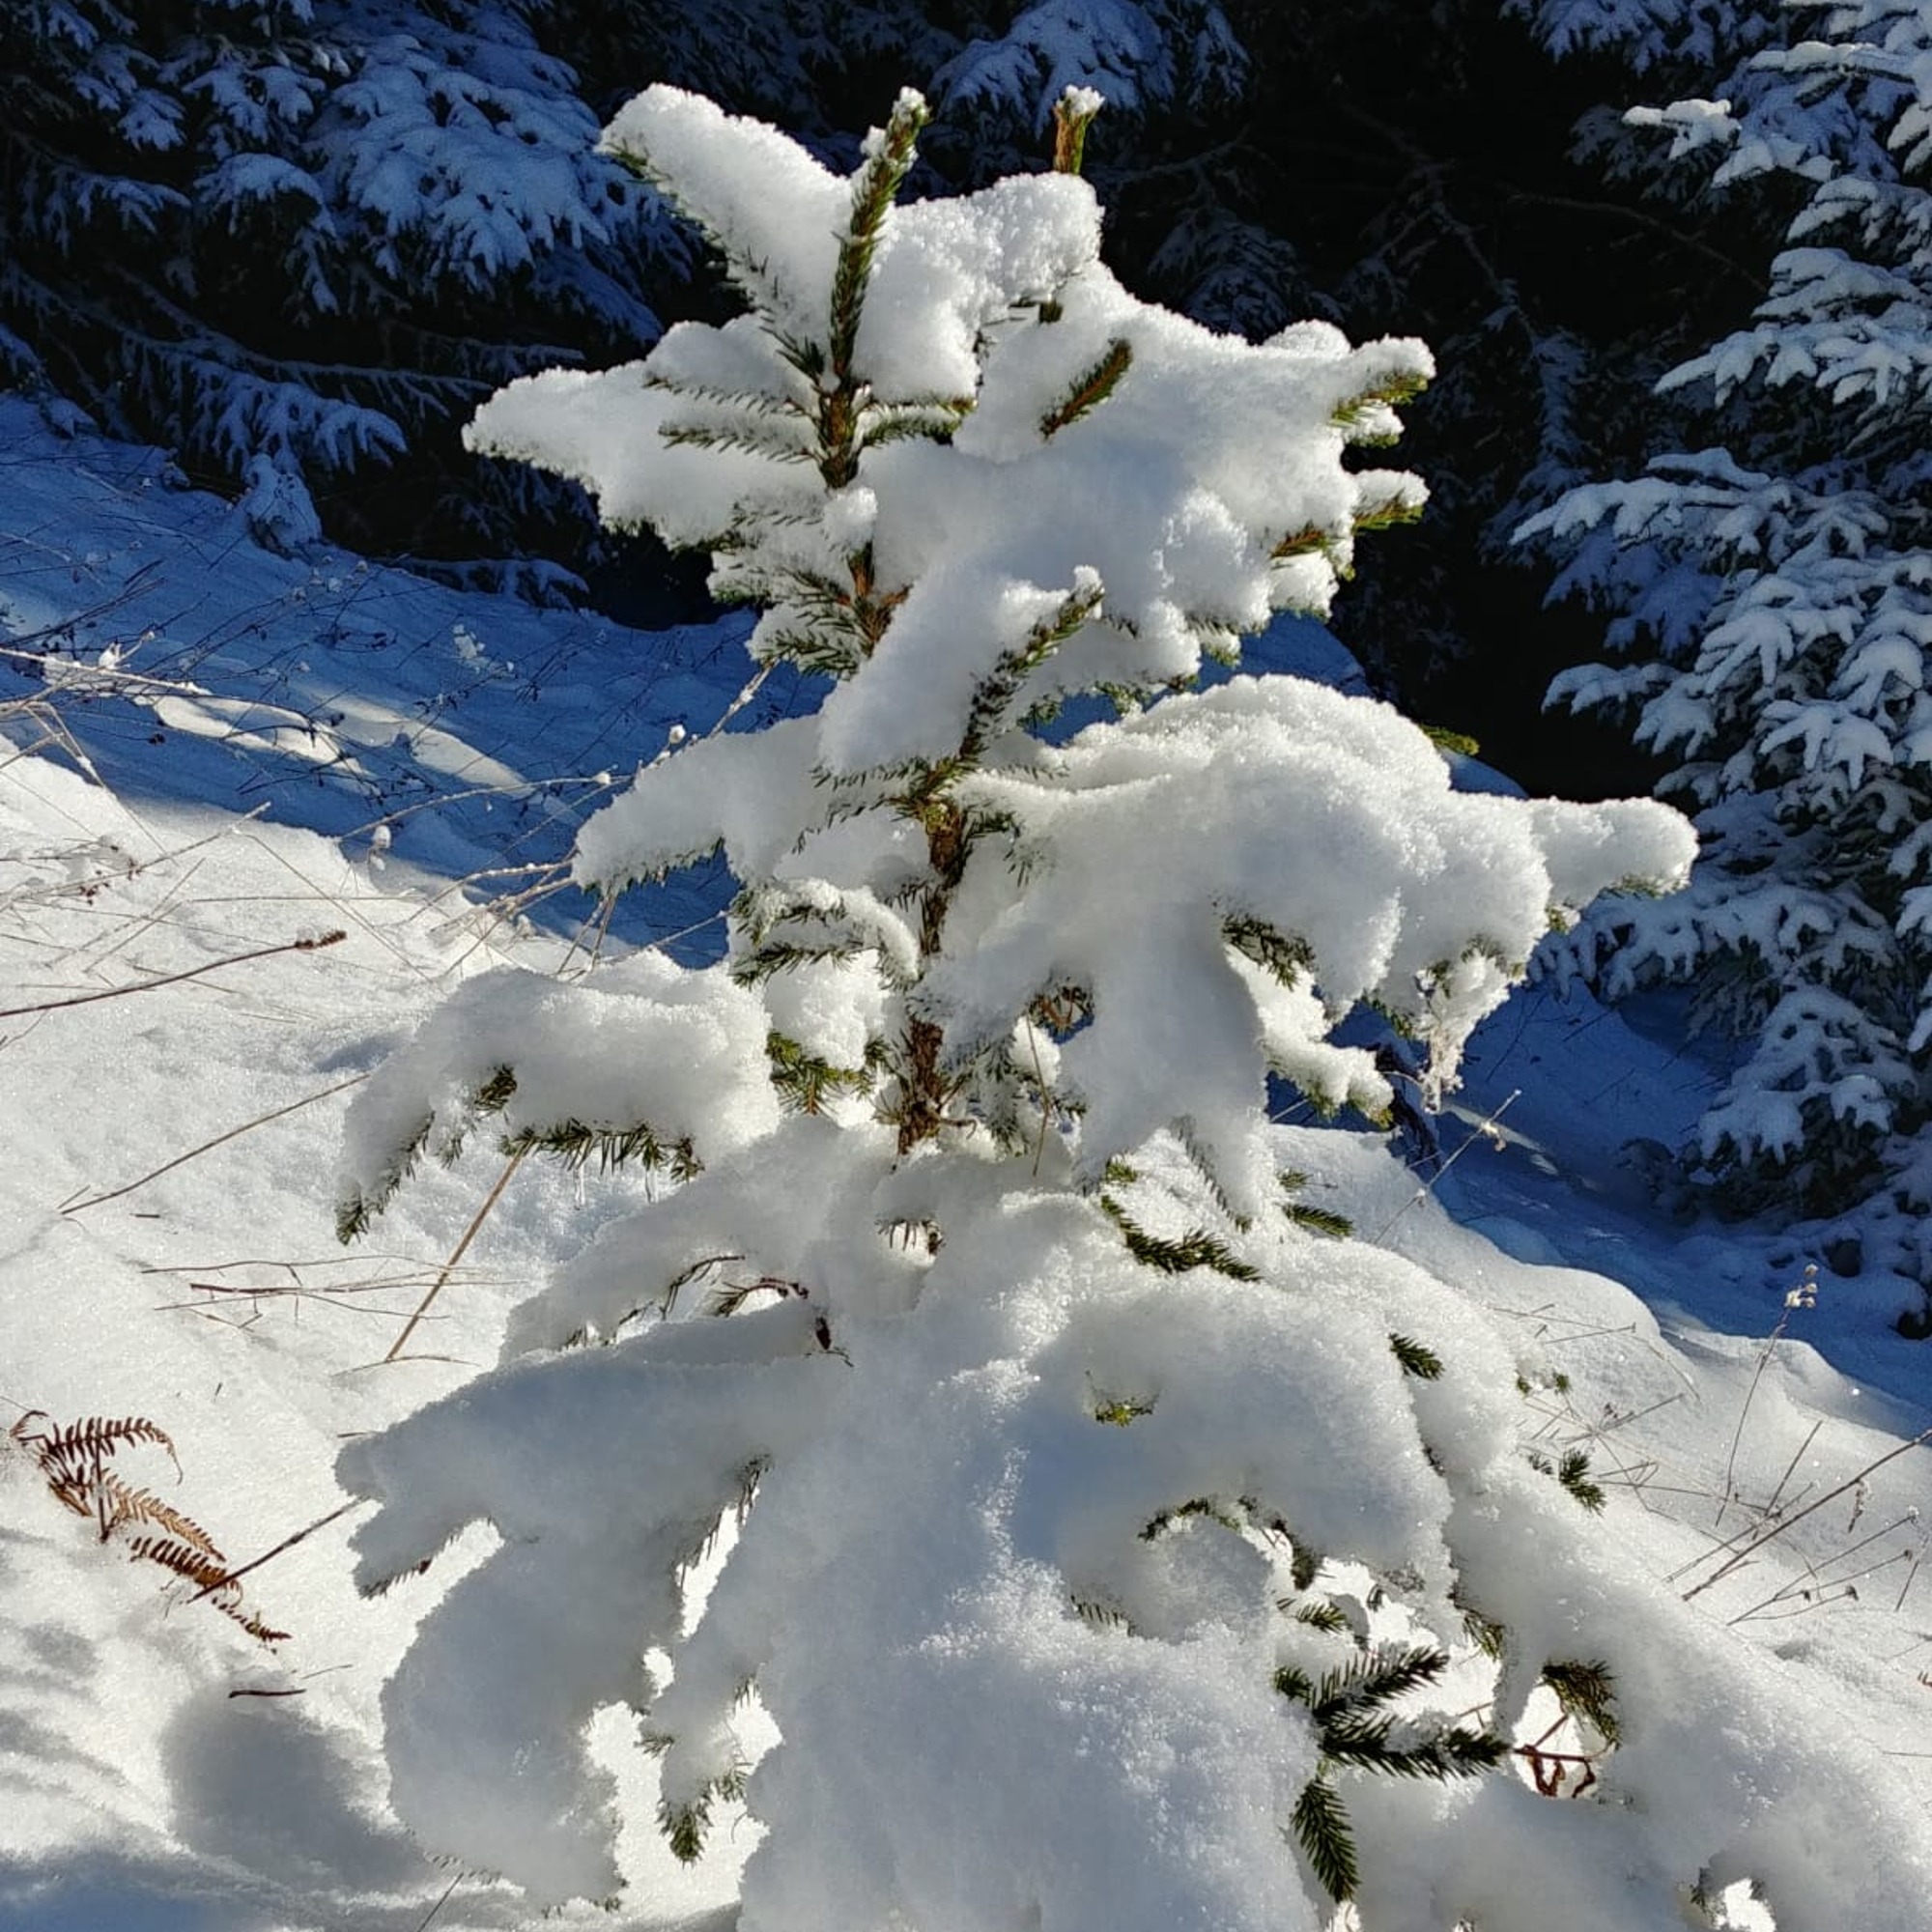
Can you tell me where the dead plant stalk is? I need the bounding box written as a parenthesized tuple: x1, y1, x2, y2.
(0, 930, 345, 1019)
(382, 1147, 527, 1363)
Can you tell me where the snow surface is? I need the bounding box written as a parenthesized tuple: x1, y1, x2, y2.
(3, 406, 1932, 1927)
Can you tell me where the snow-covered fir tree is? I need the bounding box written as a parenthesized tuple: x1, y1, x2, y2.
(928, 0, 1246, 167)
(328, 82, 1923, 1931)
(564, 0, 1265, 328)
(1521, 1, 1932, 1297)
(1132, 1, 1781, 778)
(0, 0, 677, 564)
(1511, 1, 1780, 76)
(1508, 1, 1790, 220)
(566, 0, 1247, 170)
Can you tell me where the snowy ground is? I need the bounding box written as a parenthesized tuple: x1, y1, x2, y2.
(2, 397, 1928, 1927)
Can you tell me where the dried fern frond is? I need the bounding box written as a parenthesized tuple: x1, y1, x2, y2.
(12, 1408, 179, 1477)
(8, 1405, 285, 1646)
(98, 1470, 221, 1552)
(128, 1532, 233, 1594)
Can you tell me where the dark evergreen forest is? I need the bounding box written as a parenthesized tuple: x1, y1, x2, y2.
(0, 0, 1783, 794)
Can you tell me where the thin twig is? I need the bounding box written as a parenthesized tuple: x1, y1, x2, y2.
(1502, 186, 1766, 291)
(382, 1149, 528, 1364)
(1726, 1518, 1920, 1625)
(412, 1873, 462, 1932)
(709, 663, 774, 738)
(1024, 1019, 1052, 1179)
(0, 572, 157, 655)
(1367, 1089, 1519, 1246)
(1669, 1420, 1824, 1586)
(1509, 1317, 1646, 1352)
(1681, 1430, 1932, 1604)
(0, 930, 345, 1019)
(191, 1498, 366, 1602)
(65, 1072, 368, 1213)
(1718, 1272, 1816, 1529)
(157, 1279, 440, 1320)
(1761, 1418, 1824, 1524)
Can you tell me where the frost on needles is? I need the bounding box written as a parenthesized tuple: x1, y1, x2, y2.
(330, 83, 1923, 1932)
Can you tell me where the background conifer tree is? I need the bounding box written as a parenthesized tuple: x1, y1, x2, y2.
(1522, 0, 1932, 1298)
(0, 0, 682, 573)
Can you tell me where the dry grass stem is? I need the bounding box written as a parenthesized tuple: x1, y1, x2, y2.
(382, 1147, 528, 1364)
(190, 1497, 364, 1602)
(1367, 1089, 1520, 1246)
(65, 1071, 368, 1213)
(1680, 1428, 1932, 1604)
(1717, 1267, 1817, 1529)
(0, 929, 344, 1020)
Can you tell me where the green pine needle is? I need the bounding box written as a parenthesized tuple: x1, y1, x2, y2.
(1559, 1448, 1607, 1513)
(1284, 1201, 1353, 1238)
(1273, 1662, 1317, 1701)
(1331, 372, 1429, 430)
(1314, 1642, 1448, 1719)
(1422, 723, 1481, 759)
(1289, 1599, 1350, 1635)
(470, 1065, 517, 1114)
(659, 1795, 709, 1864)
(954, 578, 1105, 769)
(1139, 1496, 1243, 1541)
(766, 1030, 875, 1114)
(1224, 914, 1313, 986)
(1272, 522, 1332, 562)
(337, 1065, 519, 1241)
(1352, 489, 1425, 530)
(659, 422, 815, 463)
(335, 1112, 432, 1242)
(1038, 338, 1133, 440)
(1321, 1714, 1507, 1779)
(826, 92, 927, 388)
(1528, 1447, 1607, 1514)
(1098, 1195, 1259, 1280)
(1461, 1603, 1507, 1659)
(1290, 1776, 1360, 1902)
(501, 1117, 700, 1180)
(1542, 1658, 1621, 1745)
(1388, 1332, 1444, 1379)
(732, 939, 867, 984)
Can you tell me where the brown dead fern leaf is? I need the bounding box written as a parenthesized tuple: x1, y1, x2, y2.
(8, 1408, 287, 1644)
(97, 1469, 219, 1550)
(128, 1532, 232, 1592)
(12, 1410, 179, 1521)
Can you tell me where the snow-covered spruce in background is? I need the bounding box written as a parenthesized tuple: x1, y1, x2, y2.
(1490, 0, 1786, 554)
(1507, 2, 1783, 93)
(331, 83, 1911, 1932)
(0, 0, 678, 562)
(1520, 1, 1932, 1307)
